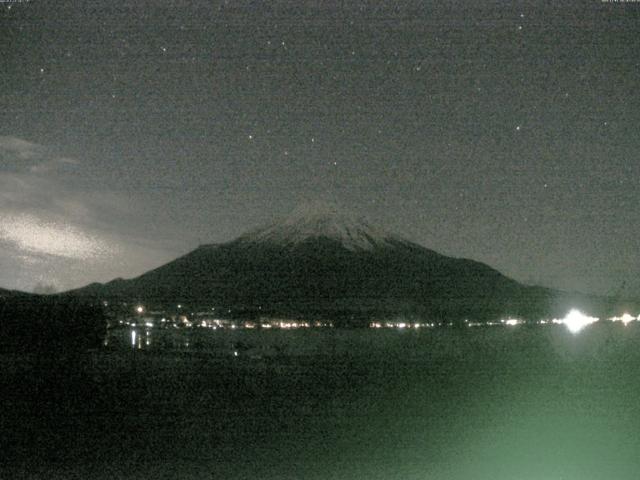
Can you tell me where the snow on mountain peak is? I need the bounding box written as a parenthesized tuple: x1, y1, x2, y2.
(237, 205, 401, 251)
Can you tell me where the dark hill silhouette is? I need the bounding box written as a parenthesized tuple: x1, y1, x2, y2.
(0, 294, 106, 353)
(0, 287, 32, 299)
(66, 209, 615, 324)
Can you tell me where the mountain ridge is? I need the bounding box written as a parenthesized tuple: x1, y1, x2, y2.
(62, 210, 622, 323)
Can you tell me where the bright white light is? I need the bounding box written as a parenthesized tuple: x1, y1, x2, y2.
(621, 313, 635, 326)
(136, 306, 144, 314)
(131, 330, 136, 347)
(504, 318, 521, 326)
(560, 309, 599, 334)
(610, 313, 636, 326)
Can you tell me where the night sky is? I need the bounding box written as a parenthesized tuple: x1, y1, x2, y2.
(1, 1, 639, 297)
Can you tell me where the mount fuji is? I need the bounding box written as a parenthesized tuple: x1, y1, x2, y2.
(236, 205, 408, 251)
(67, 206, 611, 324)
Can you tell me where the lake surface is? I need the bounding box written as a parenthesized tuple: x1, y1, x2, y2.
(3, 323, 640, 479)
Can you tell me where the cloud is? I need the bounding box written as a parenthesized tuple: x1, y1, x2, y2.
(29, 157, 80, 174)
(0, 136, 80, 174)
(0, 213, 113, 260)
(0, 136, 181, 292)
(0, 137, 118, 226)
(0, 136, 45, 160)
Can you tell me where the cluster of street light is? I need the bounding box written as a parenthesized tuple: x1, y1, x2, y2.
(369, 309, 640, 335)
(126, 304, 639, 336)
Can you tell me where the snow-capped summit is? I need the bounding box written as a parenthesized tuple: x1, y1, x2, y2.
(237, 203, 402, 251)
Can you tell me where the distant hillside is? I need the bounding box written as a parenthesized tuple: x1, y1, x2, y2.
(67, 209, 620, 324)
(0, 294, 106, 352)
(0, 287, 32, 299)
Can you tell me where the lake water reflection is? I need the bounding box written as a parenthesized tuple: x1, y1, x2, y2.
(104, 320, 640, 360)
(23, 322, 635, 480)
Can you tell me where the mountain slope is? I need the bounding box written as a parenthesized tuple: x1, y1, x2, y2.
(67, 211, 613, 323)
(0, 287, 33, 299)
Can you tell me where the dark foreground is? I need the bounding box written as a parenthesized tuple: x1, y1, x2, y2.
(2, 324, 640, 479)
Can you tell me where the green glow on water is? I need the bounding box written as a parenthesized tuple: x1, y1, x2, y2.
(4, 324, 640, 479)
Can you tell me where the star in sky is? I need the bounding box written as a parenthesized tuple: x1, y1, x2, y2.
(0, 1, 638, 297)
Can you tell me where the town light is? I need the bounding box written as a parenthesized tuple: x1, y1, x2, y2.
(610, 313, 636, 326)
(561, 309, 598, 334)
